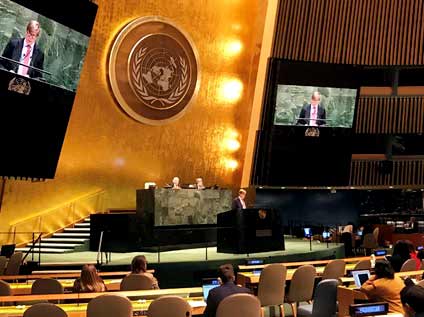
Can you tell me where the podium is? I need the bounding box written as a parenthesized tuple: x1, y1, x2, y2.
(217, 208, 284, 254)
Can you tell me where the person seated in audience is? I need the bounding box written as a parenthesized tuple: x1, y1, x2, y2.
(359, 260, 405, 315)
(341, 222, 355, 257)
(195, 177, 206, 190)
(73, 264, 106, 293)
(203, 263, 251, 317)
(401, 278, 424, 317)
(389, 240, 416, 272)
(129, 255, 159, 289)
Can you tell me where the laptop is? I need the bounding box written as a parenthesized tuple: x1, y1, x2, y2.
(202, 278, 220, 301)
(352, 270, 371, 288)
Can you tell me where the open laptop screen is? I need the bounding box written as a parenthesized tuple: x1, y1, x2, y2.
(352, 270, 370, 288)
(202, 278, 220, 301)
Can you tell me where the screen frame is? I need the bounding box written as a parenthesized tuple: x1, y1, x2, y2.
(351, 269, 371, 288)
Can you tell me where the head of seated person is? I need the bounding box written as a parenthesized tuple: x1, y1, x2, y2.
(73, 264, 106, 293)
(401, 278, 424, 317)
(130, 255, 159, 289)
(374, 260, 395, 280)
(218, 263, 236, 285)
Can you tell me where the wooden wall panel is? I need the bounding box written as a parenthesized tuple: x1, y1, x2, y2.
(355, 97, 424, 134)
(350, 160, 424, 186)
(272, 0, 424, 65)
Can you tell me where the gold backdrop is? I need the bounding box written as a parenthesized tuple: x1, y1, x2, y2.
(0, 0, 268, 241)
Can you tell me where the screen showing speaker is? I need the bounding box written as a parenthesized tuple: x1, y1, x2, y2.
(274, 85, 358, 128)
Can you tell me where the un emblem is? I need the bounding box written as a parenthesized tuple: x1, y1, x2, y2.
(109, 17, 200, 125)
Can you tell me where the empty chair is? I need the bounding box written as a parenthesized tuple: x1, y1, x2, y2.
(120, 274, 154, 291)
(0, 256, 7, 275)
(216, 293, 261, 317)
(285, 265, 317, 317)
(23, 303, 67, 317)
(147, 295, 191, 317)
(31, 278, 64, 295)
(321, 259, 345, 281)
(400, 259, 418, 272)
(297, 279, 339, 317)
(353, 259, 372, 270)
(0, 280, 11, 296)
(257, 263, 287, 316)
(87, 294, 132, 317)
(4, 252, 23, 275)
(360, 233, 378, 255)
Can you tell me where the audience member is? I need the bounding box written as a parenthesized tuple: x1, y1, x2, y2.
(73, 264, 106, 293)
(389, 240, 415, 272)
(171, 177, 181, 190)
(203, 264, 251, 317)
(401, 278, 424, 317)
(129, 255, 159, 289)
(341, 223, 354, 257)
(359, 260, 405, 315)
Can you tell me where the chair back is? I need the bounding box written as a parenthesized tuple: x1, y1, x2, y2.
(286, 265, 316, 303)
(257, 263, 287, 306)
(120, 274, 153, 291)
(147, 296, 191, 317)
(361, 233, 378, 250)
(311, 279, 339, 317)
(31, 278, 64, 295)
(0, 256, 7, 275)
(353, 260, 371, 270)
(400, 258, 417, 272)
(4, 252, 23, 275)
(87, 294, 132, 317)
(372, 227, 379, 243)
(321, 259, 345, 281)
(23, 303, 67, 317)
(0, 280, 11, 296)
(216, 293, 261, 317)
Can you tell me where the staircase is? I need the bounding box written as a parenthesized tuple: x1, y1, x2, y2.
(15, 217, 91, 254)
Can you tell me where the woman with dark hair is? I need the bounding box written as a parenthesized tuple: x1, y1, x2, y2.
(360, 260, 404, 314)
(130, 255, 159, 289)
(73, 264, 106, 293)
(389, 240, 417, 272)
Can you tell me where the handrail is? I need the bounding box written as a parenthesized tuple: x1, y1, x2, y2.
(22, 233, 43, 264)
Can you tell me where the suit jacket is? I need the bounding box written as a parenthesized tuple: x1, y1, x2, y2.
(203, 282, 252, 317)
(232, 197, 245, 211)
(1, 38, 44, 78)
(297, 104, 326, 126)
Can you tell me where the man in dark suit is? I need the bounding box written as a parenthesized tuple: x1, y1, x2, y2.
(1, 20, 44, 78)
(203, 264, 251, 317)
(232, 189, 247, 211)
(297, 91, 326, 126)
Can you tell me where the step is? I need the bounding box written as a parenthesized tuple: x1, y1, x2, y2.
(41, 238, 88, 243)
(15, 247, 70, 253)
(53, 232, 90, 238)
(36, 243, 81, 248)
(63, 227, 90, 232)
(74, 223, 90, 227)
(84, 218, 90, 222)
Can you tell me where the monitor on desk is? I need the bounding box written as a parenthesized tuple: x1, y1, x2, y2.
(352, 270, 371, 288)
(202, 278, 220, 301)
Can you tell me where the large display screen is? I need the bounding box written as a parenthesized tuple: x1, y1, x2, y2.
(274, 85, 358, 128)
(0, 0, 91, 91)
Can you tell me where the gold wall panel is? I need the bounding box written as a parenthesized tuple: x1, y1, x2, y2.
(0, 0, 268, 242)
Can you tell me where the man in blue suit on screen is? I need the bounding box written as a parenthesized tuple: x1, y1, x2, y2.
(296, 91, 327, 126)
(1, 20, 44, 78)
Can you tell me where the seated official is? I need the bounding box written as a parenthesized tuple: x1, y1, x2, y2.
(195, 177, 206, 190)
(359, 260, 405, 315)
(129, 255, 159, 289)
(171, 176, 181, 190)
(401, 278, 424, 317)
(73, 264, 106, 293)
(232, 189, 247, 211)
(203, 264, 251, 317)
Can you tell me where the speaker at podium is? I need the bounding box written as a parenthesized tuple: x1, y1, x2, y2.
(217, 208, 285, 254)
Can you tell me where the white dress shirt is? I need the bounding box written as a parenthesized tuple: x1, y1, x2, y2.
(17, 39, 35, 76)
(309, 104, 318, 126)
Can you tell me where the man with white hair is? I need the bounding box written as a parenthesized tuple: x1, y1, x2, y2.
(297, 91, 327, 126)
